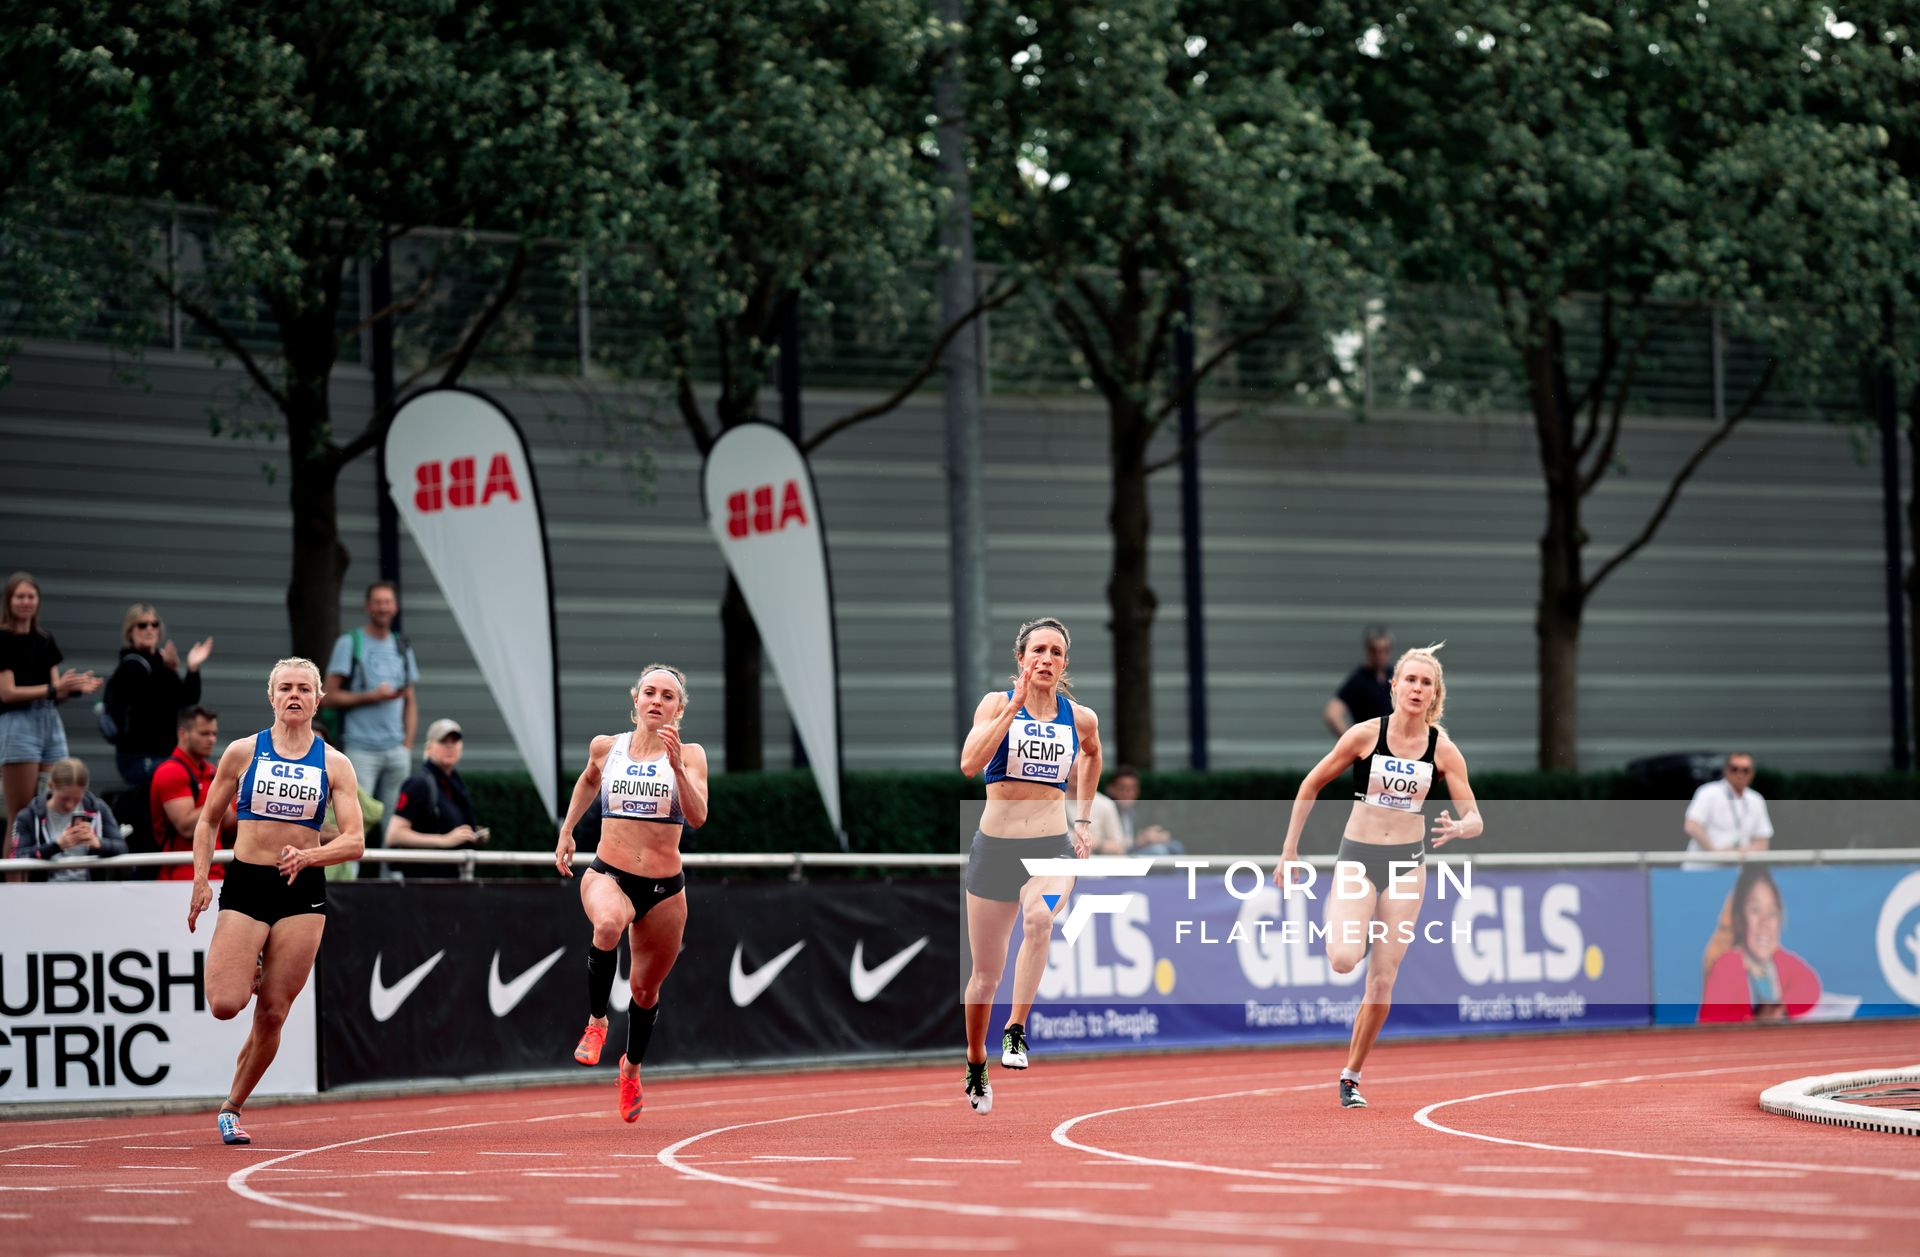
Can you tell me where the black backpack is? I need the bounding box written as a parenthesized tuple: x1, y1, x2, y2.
(95, 654, 150, 746)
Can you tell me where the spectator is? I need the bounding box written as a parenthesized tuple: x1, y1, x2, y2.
(10, 758, 126, 881)
(1699, 864, 1822, 1023)
(322, 581, 419, 853)
(148, 705, 233, 882)
(385, 718, 486, 878)
(104, 602, 212, 795)
(1323, 625, 1394, 736)
(1, 571, 101, 854)
(1081, 765, 1182, 857)
(1683, 751, 1773, 868)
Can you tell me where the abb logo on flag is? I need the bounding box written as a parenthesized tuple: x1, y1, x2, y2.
(414, 454, 522, 513)
(726, 480, 810, 538)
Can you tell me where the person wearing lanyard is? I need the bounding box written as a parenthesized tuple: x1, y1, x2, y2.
(1683, 753, 1773, 870)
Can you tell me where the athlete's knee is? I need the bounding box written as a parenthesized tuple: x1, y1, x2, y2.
(1327, 944, 1365, 975)
(251, 1000, 290, 1037)
(209, 991, 249, 1021)
(590, 917, 625, 950)
(965, 962, 1004, 994)
(629, 980, 660, 1009)
(1020, 904, 1055, 940)
(1364, 965, 1399, 999)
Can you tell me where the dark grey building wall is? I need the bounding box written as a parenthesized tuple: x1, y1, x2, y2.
(0, 342, 1905, 784)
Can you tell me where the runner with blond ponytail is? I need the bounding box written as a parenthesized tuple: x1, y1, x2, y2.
(1275, 642, 1483, 1108)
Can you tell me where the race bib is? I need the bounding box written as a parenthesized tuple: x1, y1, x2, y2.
(1364, 755, 1433, 811)
(249, 760, 325, 823)
(605, 758, 674, 817)
(1007, 718, 1073, 784)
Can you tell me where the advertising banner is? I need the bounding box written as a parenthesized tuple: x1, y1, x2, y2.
(1650, 863, 1920, 1025)
(701, 423, 842, 838)
(319, 878, 958, 1087)
(0, 884, 318, 1101)
(980, 863, 1652, 1054)
(383, 388, 561, 815)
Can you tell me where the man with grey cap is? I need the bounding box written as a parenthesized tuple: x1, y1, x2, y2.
(385, 718, 488, 879)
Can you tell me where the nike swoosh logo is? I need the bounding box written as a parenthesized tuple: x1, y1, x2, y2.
(369, 950, 446, 1023)
(849, 937, 928, 1003)
(489, 946, 567, 1018)
(729, 940, 805, 1008)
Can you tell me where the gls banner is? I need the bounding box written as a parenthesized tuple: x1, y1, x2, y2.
(0, 884, 318, 1101)
(319, 879, 957, 1087)
(383, 388, 562, 816)
(701, 423, 843, 841)
(984, 867, 1650, 1052)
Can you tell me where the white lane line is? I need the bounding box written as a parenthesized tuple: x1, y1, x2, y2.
(566, 1197, 685, 1207)
(0, 1187, 56, 1193)
(1225, 1185, 1347, 1195)
(0, 1212, 28, 1219)
(248, 1220, 369, 1231)
(103, 1189, 190, 1196)
(476, 1151, 566, 1157)
(1685, 1221, 1873, 1241)
(749, 1200, 879, 1213)
(267, 1192, 349, 1198)
(858, 1237, 1016, 1251)
(1412, 1217, 1582, 1231)
(81, 1215, 189, 1225)
(400, 1194, 509, 1203)
(845, 1178, 956, 1187)
(122, 1146, 196, 1151)
(1111, 1244, 1283, 1257)
(1051, 1056, 1920, 1223)
(752, 1155, 853, 1161)
(1669, 1167, 1805, 1179)
(629, 1232, 779, 1245)
(1270, 1162, 1380, 1170)
(1029, 1181, 1153, 1191)
(1412, 1060, 1920, 1182)
(524, 1171, 618, 1179)
(5, 1162, 76, 1168)
(117, 1165, 189, 1171)
(353, 1149, 432, 1155)
(910, 1157, 1019, 1164)
(1458, 1166, 1592, 1175)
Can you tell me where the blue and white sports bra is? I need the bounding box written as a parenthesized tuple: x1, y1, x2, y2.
(236, 729, 329, 830)
(599, 732, 684, 823)
(983, 693, 1078, 790)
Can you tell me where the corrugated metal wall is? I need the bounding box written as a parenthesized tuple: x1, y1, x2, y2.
(0, 342, 1904, 782)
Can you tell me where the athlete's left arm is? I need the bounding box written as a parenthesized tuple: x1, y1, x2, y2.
(1430, 737, 1483, 846)
(281, 750, 367, 880)
(1070, 706, 1104, 856)
(662, 728, 710, 829)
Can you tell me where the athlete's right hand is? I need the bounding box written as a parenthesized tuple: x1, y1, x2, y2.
(1009, 660, 1035, 711)
(187, 878, 212, 932)
(554, 832, 575, 878)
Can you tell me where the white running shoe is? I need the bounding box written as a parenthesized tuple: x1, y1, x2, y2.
(1000, 1024, 1030, 1070)
(966, 1061, 993, 1114)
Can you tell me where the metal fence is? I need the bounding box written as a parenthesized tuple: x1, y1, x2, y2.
(3, 210, 1864, 424)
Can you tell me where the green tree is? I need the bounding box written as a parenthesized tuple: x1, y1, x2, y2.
(590, 0, 1015, 770)
(969, 0, 1382, 767)
(1339, 2, 1906, 769)
(11, 2, 642, 663)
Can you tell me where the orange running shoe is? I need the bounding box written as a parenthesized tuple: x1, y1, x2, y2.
(617, 1056, 643, 1123)
(574, 1022, 608, 1066)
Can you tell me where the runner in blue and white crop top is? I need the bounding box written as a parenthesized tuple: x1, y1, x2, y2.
(598, 732, 685, 824)
(235, 729, 329, 829)
(982, 692, 1079, 789)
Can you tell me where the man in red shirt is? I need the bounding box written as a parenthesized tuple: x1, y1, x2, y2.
(149, 705, 233, 880)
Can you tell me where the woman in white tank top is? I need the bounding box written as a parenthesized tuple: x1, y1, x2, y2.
(553, 664, 709, 1122)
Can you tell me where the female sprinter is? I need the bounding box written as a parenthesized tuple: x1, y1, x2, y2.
(554, 664, 708, 1122)
(186, 658, 363, 1145)
(1276, 643, 1480, 1109)
(957, 617, 1102, 1114)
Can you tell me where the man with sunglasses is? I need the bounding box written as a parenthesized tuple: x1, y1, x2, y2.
(1683, 752, 1773, 869)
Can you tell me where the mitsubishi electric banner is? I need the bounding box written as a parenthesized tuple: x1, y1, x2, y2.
(701, 422, 843, 839)
(0, 884, 318, 1101)
(383, 388, 561, 815)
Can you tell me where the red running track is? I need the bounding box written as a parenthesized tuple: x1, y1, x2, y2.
(5, 1021, 1918, 1257)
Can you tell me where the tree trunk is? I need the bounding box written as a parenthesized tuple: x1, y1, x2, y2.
(1526, 320, 1584, 771)
(286, 386, 349, 669)
(1108, 397, 1157, 768)
(1907, 379, 1919, 754)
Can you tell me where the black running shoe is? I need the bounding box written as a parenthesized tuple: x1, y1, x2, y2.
(966, 1060, 993, 1114)
(1001, 1023, 1030, 1070)
(1340, 1078, 1368, 1109)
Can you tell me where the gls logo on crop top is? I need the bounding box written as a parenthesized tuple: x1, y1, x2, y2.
(1365, 756, 1433, 811)
(1011, 719, 1072, 782)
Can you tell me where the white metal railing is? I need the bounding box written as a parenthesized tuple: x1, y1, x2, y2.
(2, 846, 1915, 882)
